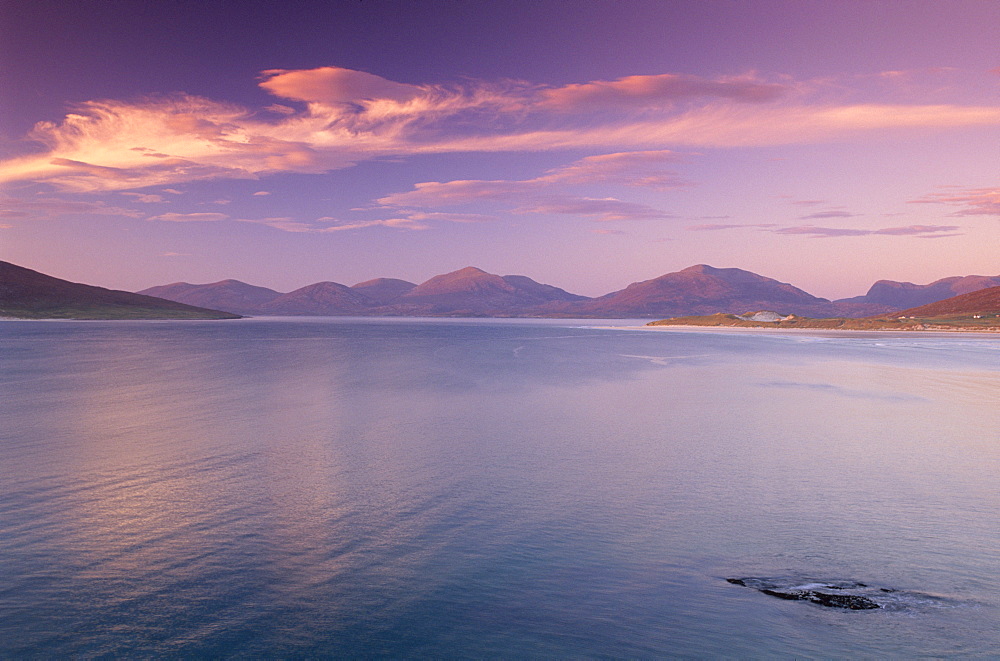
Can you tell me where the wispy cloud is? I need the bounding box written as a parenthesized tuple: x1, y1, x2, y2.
(909, 186, 1000, 217)
(798, 209, 859, 219)
(2, 66, 998, 193)
(406, 211, 496, 223)
(686, 222, 776, 231)
(377, 150, 681, 222)
(0, 196, 144, 219)
(515, 196, 671, 221)
(773, 224, 960, 238)
(539, 72, 789, 110)
(233, 212, 462, 233)
(149, 212, 228, 222)
(120, 192, 165, 203)
(686, 221, 960, 238)
(235, 217, 317, 232)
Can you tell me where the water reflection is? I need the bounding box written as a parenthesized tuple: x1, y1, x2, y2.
(2, 319, 999, 657)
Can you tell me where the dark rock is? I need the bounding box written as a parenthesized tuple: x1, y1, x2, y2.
(808, 592, 880, 610)
(728, 577, 882, 610)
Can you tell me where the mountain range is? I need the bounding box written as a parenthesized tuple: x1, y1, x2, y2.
(136, 264, 1000, 319)
(5, 258, 997, 321)
(0, 260, 239, 319)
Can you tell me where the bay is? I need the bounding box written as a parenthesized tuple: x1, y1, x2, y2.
(2, 317, 998, 657)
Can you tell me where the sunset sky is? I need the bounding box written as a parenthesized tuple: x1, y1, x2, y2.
(1, 0, 998, 299)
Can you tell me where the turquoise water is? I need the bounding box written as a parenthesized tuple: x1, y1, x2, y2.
(2, 318, 999, 657)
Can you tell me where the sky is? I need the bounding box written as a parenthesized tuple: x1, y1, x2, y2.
(1, 0, 998, 299)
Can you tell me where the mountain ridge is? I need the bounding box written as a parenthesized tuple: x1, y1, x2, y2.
(128, 265, 1000, 319)
(836, 274, 1000, 309)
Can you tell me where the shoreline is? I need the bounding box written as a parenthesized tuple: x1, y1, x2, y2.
(602, 324, 1000, 338)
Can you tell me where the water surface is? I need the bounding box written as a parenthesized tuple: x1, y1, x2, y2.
(2, 318, 998, 657)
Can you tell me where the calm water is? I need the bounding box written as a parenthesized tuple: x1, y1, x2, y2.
(2, 317, 999, 658)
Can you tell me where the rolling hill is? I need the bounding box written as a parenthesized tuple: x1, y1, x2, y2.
(138, 279, 282, 315)
(256, 281, 375, 315)
(892, 286, 1000, 318)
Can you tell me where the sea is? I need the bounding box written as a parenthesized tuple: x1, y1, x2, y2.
(2, 317, 998, 658)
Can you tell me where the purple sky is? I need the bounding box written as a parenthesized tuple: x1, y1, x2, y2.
(1, 0, 998, 299)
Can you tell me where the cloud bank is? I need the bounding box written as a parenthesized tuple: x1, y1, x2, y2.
(2, 66, 999, 193)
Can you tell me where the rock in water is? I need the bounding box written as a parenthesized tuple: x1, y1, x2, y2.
(727, 577, 882, 610)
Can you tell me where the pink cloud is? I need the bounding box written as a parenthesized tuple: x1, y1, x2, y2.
(2, 67, 1000, 194)
(515, 197, 671, 222)
(540, 73, 788, 110)
(909, 187, 1000, 216)
(149, 212, 228, 222)
(539, 150, 688, 190)
(317, 217, 430, 232)
(377, 151, 683, 222)
(0, 196, 144, 219)
(120, 192, 165, 203)
(264, 104, 296, 115)
(379, 179, 539, 207)
(406, 211, 496, 223)
(773, 224, 959, 238)
(799, 209, 858, 219)
(378, 151, 687, 213)
(259, 67, 423, 105)
(235, 217, 316, 232)
(591, 228, 626, 235)
(686, 223, 776, 231)
(234, 211, 474, 234)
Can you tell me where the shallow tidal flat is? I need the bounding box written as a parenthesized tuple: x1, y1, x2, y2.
(2, 317, 998, 657)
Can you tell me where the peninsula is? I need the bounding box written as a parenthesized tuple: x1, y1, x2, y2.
(646, 286, 1000, 332)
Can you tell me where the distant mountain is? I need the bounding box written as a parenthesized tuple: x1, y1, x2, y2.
(138, 279, 282, 315)
(257, 281, 374, 315)
(567, 264, 841, 318)
(892, 285, 1000, 318)
(388, 267, 588, 315)
(351, 278, 416, 304)
(131, 264, 1000, 320)
(136, 266, 587, 316)
(1, 260, 239, 319)
(837, 274, 1000, 310)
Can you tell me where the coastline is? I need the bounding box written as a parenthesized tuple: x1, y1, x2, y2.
(602, 323, 1000, 337)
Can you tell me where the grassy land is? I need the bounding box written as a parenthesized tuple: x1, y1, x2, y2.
(647, 312, 1000, 331)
